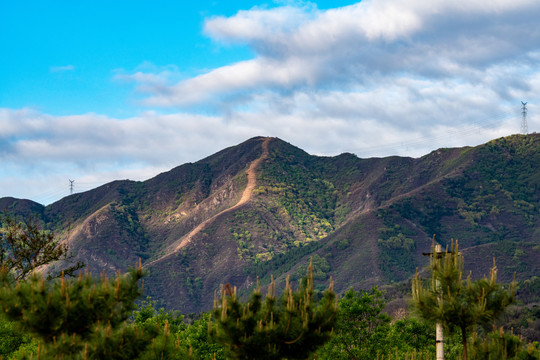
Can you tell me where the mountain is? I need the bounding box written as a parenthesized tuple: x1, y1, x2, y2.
(1, 134, 539, 313)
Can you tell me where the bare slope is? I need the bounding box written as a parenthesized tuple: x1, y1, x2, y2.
(145, 137, 271, 267)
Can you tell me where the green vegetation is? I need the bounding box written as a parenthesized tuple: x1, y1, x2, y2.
(0, 255, 536, 359)
(444, 135, 540, 243)
(1, 134, 540, 354)
(0, 213, 83, 280)
(292, 254, 330, 282)
(469, 328, 540, 359)
(0, 318, 37, 359)
(210, 260, 337, 360)
(0, 264, 192, 359)
(177, 312, 225, 360)
(376, 209, 417, 282)
(390, 197, 452, 241)
(245, 238, 325, 283)
(110, 202, 150, 260)
(412, 240, 516, 360)
(316, 287, 435, 359)
(230, 210, 269, 263)
(258, 143, 337, 243)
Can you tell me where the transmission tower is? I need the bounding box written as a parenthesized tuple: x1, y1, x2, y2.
(69, 179, 75, 195)
(521, 101, 528, 134)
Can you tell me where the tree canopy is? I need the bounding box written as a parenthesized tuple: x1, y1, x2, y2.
(0, 213, 83, 280)
(412, 240, 515, 360)
(210, 259, 337, 360)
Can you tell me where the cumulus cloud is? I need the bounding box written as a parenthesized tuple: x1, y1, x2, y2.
(0, 108, 245, 165)
(123, 0, 540, 112)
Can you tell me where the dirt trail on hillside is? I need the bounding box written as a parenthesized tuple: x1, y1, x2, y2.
(145, 137, 271, 268)
(173, 137, 270, 251)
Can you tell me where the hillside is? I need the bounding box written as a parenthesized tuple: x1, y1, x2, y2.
(1, 134, 539, 313)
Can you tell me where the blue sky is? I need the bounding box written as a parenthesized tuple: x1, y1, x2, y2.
(1, 0, 539, 205)
(1, 0, 353, 117)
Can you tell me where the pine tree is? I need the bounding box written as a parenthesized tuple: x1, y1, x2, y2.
(469, 327, 540, 359)
(210, 258, 337, 360)
(0, 262, 190, 359)
(0, 213, 83, 280)
(411, 240, 515, 360)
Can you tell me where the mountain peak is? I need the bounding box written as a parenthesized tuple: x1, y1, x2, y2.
(1, 134, 539, 313)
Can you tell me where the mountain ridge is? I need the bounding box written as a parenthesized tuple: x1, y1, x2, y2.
(1, 134, 539, 312)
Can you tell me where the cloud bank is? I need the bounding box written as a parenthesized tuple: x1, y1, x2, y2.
(128, 0, 540, 113)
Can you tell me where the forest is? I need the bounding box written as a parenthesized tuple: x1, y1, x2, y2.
(0, 214, 538, 360)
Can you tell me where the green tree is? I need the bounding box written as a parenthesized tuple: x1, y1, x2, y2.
(0, 316, 37, 359)
(384, 317, 435, 356)
(132, 300, 227, 360)
(0, 263, 190, 359)
(317, 288, 435, 359)
(133, 297, 186, 334)
(178, 313, 225, 360)
(412, 240, 515, 360)
(316, 287, 390, 359)
(469, 328, 540, 359)
(210, 259, 337, 360)
(0, 213, 83, 280)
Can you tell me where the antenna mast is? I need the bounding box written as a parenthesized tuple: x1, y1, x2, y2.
(521, 101, 528, 135)
(69, 179, 75, 195)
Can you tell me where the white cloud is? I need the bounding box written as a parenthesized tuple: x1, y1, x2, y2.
(114, 63, 185, 98)
(123, 0, 540, 116)
(0, 108, 259, 204)
(204, 5, 314, 44)
(0, 109, 243, 165)
(0, 84, 535, 204)
(142, 57, 321, 106)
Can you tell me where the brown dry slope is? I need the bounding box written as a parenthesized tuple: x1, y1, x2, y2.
(145, 137, 271, 267)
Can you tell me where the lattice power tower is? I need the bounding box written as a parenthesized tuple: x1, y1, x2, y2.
(521, 101, 528, 134)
